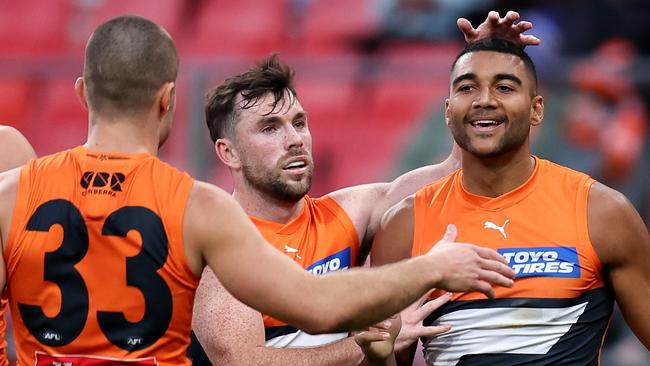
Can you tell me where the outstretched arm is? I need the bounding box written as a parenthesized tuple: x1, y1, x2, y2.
(184, 182, 514, 334)
(331, 144, 461, 256)
(192, 268, 366, 365)
(458, 10, 541, 47)
(588, 182, 650, 348)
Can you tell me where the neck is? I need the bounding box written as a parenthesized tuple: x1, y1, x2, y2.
(460, 147, 535, 198)
(84, 111, 159, 155)
(231, 179, 305, 224)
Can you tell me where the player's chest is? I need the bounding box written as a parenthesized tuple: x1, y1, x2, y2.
(262, 227, 357, 274)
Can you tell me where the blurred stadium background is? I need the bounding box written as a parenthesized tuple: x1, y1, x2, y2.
(0, 0, 648, 364)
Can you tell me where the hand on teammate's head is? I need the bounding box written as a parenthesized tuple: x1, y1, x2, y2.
(458, 10, 541, 47)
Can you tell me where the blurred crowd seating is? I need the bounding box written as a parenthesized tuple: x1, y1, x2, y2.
(0, 0, 453, 193)
(0, 1, 648, 365)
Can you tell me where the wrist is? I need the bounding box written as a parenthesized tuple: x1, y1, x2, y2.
(417, 254, 442, 289)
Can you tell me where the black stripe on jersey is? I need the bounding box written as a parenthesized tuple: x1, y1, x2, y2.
(265, 325, 300, 341)
(422, 286, 615, 366)
(425, 286, 613, 320)
(187, 331, 212, 366)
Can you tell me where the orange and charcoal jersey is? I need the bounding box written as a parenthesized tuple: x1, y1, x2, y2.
(256, 196, 360, 348)
(413, 157, 614, 366)
(4, 146, 199, 365)
(0, 298, 7, 366)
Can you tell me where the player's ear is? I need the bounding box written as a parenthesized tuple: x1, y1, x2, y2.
(215, 138, 241, 169)
(157, 82, 175, 119)
(530, 95, 544, 126)
(74, 77, 88, 111)
(444, 99, 451, 127)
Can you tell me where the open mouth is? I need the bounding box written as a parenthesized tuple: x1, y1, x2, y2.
(284, 161, 307, 170)
(469, 120, 504, 128)
(467, 119, 506, 132)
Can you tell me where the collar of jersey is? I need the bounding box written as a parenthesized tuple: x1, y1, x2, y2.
(248, 196, 310, 236)
(72, 145, 154, 163)
(454, 155, 541, 211)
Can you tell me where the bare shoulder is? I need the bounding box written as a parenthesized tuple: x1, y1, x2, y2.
(187, 180, 236, 214)
(328, 183, 388, 239)
(0, 126, 36, 171)
(0, 125, 24, 140)
(380, 195, 415, 229)
(0, 168, 22, 248)
(328, 183, 386, 218)
(588, 182, 649, 268)
(184, 180, 252, 241)
(183, 180, 250, 275)
(0, 168, 22, 207)
(370, 195, 416, 266)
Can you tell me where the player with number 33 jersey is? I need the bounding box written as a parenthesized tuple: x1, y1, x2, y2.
(5, 146, 196, 365)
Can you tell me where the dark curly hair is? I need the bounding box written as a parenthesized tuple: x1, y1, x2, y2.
(205, 54, 297, 143)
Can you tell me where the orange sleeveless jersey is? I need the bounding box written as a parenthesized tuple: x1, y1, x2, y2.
(254, 196, 359, 347)
(4, 147, 198, 365)
(412, 157, 614, 366)
(0, 298, 7, 366)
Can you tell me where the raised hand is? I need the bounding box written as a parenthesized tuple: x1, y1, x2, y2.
(426, 225, 515, 298)
(457, 10, 541, 47)
(394, 291, 452, 352)
(355, 315, 401, 364)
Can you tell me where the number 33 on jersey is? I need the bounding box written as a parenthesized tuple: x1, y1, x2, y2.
(5, 147, 198, 365)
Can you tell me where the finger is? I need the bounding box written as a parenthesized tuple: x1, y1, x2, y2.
(355, 331, 390, 345)
(503, 11, 520, 25)
(411, 324, 452, 338)
(480, 257, 515, 279)
(373, 319, 392, 330)
(439, 224, 458, 243)
(521, 35, 541, 46)
(473, 280, 496, 299)
(415, 292, 452, 320)
(473, 246, 508, 264)
(413, 289, 436, 308)
(457, 18, 478, 38)
(478, 268, 515, 288)
(514, 21, 533, 32)
(487, 11, 500, 25)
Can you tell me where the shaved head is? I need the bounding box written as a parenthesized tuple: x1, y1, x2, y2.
(83, 15, 178, 115)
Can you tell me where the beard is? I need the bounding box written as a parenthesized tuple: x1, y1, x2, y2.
(451, 119, 529, 159)
(242, 163, 312, 203)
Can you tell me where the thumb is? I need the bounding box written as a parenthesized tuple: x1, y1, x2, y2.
(440, 224, 457, 243)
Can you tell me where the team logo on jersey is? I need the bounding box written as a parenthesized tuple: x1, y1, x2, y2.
(284, 245, 302, 260)
(306, 247, 351, 275)
(484, 219, 510, 238)
(80, 171, 125, 197)
(498, 247, 581, 278)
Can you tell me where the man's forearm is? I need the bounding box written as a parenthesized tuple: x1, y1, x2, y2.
(214, 337, 365, 366)
(303, 255, 438, 333)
